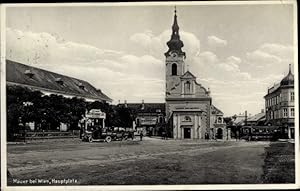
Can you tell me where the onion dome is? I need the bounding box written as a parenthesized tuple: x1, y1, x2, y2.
(165, 7, 186, 58)
(280, 64, 294, 86)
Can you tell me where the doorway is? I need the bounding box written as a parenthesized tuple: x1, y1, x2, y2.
(184, 128, 191, 139)
(216, 128, 223, 139)
(290, 128, 295, 139)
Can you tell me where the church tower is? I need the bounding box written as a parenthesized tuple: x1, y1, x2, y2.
(165, 7, 186, 98)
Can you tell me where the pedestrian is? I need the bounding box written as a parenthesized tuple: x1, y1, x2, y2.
(131, 130, 135, 140)
(205, 132, 208, 140)
(162, 131, 165, 139)
(139, 131, 143, 141)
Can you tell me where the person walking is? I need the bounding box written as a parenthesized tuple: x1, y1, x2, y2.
(162, 131, 165, 140)
(139, 131, 143, 141)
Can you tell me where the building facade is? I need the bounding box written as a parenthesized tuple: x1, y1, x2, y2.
(264, 64, 294, 139)
(210, 105, 228, 140)
(6, 60, 112, 132)
(165, 9, 227, 140)
(118, 101, 166, 136)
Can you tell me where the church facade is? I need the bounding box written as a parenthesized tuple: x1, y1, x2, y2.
(165, 9, 228, 140)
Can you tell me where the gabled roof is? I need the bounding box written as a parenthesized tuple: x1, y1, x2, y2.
(232, 115, 246, 126)
(247, 112, 265, 122)
(118, 103, 165, 114)
(180, 70, 196, 79)
(6, 60, 112, 102)
(211, 105, 223, 115)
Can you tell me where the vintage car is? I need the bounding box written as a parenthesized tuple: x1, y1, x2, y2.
(82, 127, 134, 143)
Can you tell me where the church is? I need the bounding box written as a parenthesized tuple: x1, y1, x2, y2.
(165, 9, 228, 140)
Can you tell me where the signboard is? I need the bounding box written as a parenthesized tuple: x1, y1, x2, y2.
(140, 116, 157, 125)
(86, 109, 106, 119)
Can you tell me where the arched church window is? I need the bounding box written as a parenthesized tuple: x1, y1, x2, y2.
(217, 117, 222, 124)
(184, 81, 191, 94)
(172, 63, 177, 75)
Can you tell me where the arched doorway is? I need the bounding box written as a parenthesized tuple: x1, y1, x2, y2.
(216, 128, 223, 139)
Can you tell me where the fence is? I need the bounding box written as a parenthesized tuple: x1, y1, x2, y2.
(14, 130, 81, 141)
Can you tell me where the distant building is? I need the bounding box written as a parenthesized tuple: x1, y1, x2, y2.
(247, 109, 266, 126)
(6, 60, 112, 103)
(165, 9, 227, 140)
(264, 64, 294, 139)
(210, 105, 228, 139)
(6, 60, 112, 131)
(118, 101, 166, 136)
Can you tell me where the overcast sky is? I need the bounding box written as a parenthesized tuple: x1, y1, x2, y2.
(5, 2, 295, 116)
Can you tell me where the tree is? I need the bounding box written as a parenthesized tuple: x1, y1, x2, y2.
(7, 85, 43, 140)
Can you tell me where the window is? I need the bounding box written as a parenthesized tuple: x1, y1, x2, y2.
(283, 108, 288, 117)
(270, 111, 273, 119)
(217, 117, 222, 124)
(291, 108, 295, 117)
(184, 116, 192, 122)
(184, 81, 191, 94)
(291, 92, 294, 101)
(172, 63, 177, 75)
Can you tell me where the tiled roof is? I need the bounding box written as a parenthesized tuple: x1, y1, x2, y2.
(232, 115, 246, 126)
(6, 60, 112, 102)
(247, 112, 265, 122)
(118, 103, 165, 114)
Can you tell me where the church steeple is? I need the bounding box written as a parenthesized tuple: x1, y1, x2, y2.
(172, 6, 179, 36)
(165, 7, 186, 58)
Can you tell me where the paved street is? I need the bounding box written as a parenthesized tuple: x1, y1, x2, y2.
(7, 138, 294, 185)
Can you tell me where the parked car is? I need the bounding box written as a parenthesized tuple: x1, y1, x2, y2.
(82, 127, 132, 143)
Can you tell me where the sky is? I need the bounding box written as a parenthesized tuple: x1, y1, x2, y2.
(5, 2, 295, 116)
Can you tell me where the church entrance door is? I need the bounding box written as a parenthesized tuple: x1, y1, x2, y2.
(216, 128, 223, 139)
(184, 128, 191, 139)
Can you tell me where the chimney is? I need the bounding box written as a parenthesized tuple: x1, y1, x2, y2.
(124, 100, 127, 108)
(24, 69, 34, 78)
(141, 100, 145, 110)
(261, 109, 265, 113)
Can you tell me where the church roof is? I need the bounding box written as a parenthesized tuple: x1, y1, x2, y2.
(180, 70, 196, 79)
(6, 60, 112, 102)
(211, 105, 224, 115)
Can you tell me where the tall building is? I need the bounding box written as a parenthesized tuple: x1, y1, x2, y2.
(165, 9, 227, 140)
(264, 64, 295, 139)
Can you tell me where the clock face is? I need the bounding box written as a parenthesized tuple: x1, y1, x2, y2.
(171, 52, 177, 58)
